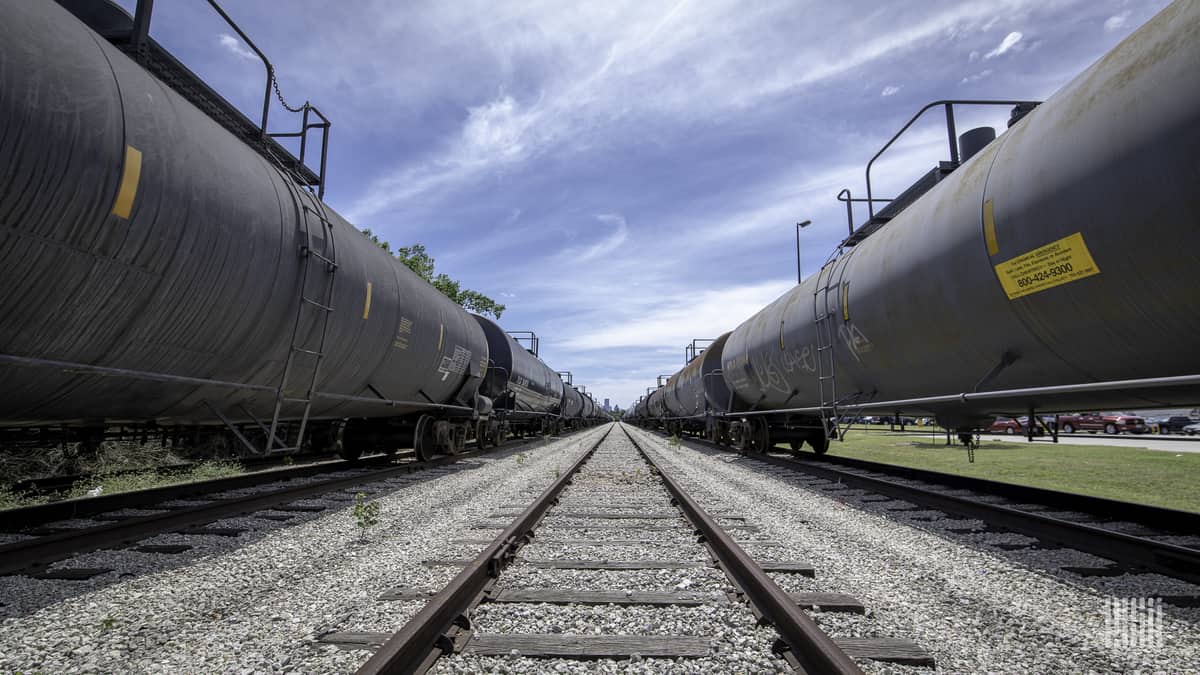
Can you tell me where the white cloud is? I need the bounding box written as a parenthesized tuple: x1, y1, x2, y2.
(960, 69, 994, 84)
(566, 214, 629, 261)
(881, 85, 901, 97)
(344, 0, 1048, 222)
(559, 279, 794, 351)
(984, 31, 1023, 59)
(1104, 11, 1130, 32)
(968, 50, 981, 62)
(218, 34, 257, 61)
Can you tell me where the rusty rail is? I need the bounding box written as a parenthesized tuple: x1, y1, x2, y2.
(355, 425, 613, 675)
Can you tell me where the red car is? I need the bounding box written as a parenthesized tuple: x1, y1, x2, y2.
(987, 417, 1043, 435)
(1056, 413, 1147, 434)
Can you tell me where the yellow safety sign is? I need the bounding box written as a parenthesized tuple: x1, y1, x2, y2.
(994, 232, 1100, 300)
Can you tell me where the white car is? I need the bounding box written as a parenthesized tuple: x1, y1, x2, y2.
(1184, 422, 1200, 436)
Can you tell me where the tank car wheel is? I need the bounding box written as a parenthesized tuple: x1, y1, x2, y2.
(475, 420, 492, 449)
(334, 425, 362, 461)
(413, 415, 438, 462)
(789, 440, 803, 455)
(808, 433, 830, 455)
(739, 418, 769, 454)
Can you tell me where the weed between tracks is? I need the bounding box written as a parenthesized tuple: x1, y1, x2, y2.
(353, 492, 381, 542)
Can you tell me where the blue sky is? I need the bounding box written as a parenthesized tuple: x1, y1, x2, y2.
(113, 0, 1168, 409)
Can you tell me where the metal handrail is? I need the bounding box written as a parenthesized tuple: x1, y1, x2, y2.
(865, 99, 1040, 218)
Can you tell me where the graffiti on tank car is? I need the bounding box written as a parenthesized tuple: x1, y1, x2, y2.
(749, 353, 791, 396)
(437, 345, 471, 381)
(780, 344, 817, 375)
(837, 323, 873, 362)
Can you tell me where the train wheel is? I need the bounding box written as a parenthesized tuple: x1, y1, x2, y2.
(413, 415, 437, 462)
(475, 420, 491, 449)
(744, 419, 769, 454)
(789, 440, 803, 455)
(808, 432, 830, 455)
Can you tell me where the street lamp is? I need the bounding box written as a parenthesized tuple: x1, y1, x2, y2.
(795, 220, 812, 283)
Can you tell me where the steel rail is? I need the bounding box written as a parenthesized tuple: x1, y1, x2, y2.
(622, 425, 863, 675)
(0, 454, 397, 528)
(356, 425, 614, 675)
(0, 446, 494, 577)
(661, 431, 1200, 585)
(803, 452, 1200, 532)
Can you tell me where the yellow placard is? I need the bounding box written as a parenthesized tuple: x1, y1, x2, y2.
(994, 232, 1100, 299)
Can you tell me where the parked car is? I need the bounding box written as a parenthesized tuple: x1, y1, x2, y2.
(1183, 422, 1200, 436)
(1146, 416, 1194, 434)
(986, 416, 1044, 435)
(988, 417, 1022, 434)
(1056, 413, 1148, 434)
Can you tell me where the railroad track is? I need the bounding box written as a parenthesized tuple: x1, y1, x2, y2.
(653, 429, 1200, 595)
(330, 422, 932, 673)
(6, 448, 373, 499)
(0, 435, 559, 580)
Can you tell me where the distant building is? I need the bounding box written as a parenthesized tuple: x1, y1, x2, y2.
(603, 398, 611, 411)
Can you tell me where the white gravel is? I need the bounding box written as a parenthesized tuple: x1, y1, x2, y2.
(627, 425, 1200, 673)
(0, 428, 609, 673)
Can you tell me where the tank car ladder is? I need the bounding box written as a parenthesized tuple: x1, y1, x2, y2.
(812, 263, 841, 443)
(266, 188, 338, 454)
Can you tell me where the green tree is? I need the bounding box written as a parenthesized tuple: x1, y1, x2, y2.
(360, 232, 506, 319)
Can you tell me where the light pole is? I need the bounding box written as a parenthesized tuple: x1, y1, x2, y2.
(795, 220, 812, 283)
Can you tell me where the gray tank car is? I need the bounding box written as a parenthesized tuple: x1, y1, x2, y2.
(0, 0, 600, 461)
(644, 1, 1200, 454)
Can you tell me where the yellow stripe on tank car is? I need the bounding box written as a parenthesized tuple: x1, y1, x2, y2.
(438, 324, 444, 351)
(841, 282, 850, 321)
(362, 282, 373, 319)
(983, 199, 999, 256)
(111, 145, 143, 219)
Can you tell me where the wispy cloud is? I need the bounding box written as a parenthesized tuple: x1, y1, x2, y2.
(568, 214, 629, 261)
(217, 33, 257, 61)
(1103, 11, 1131, 32)
(558, 279, 794, 351)
(960, 69, 994, 84)
(881, 85, 901, 97)
(343, 0, 1049, 223)
(984, 31, 1023, 59)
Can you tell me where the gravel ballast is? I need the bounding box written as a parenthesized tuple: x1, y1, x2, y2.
(625, 425, 1200, 673)
(0, 428, 608, 673)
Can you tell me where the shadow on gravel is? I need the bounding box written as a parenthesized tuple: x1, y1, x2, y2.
(0, 438, 560, 620)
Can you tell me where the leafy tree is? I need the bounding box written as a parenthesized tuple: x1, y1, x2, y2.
(359, 232, 505, 319)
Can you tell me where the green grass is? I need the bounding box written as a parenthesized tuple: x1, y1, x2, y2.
(793, 432, 1200, 513)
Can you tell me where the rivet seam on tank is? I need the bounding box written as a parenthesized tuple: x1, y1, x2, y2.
(111, 146, 143, 219)
(362, 282, 373, 320)
(983, 199, 999, 256)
